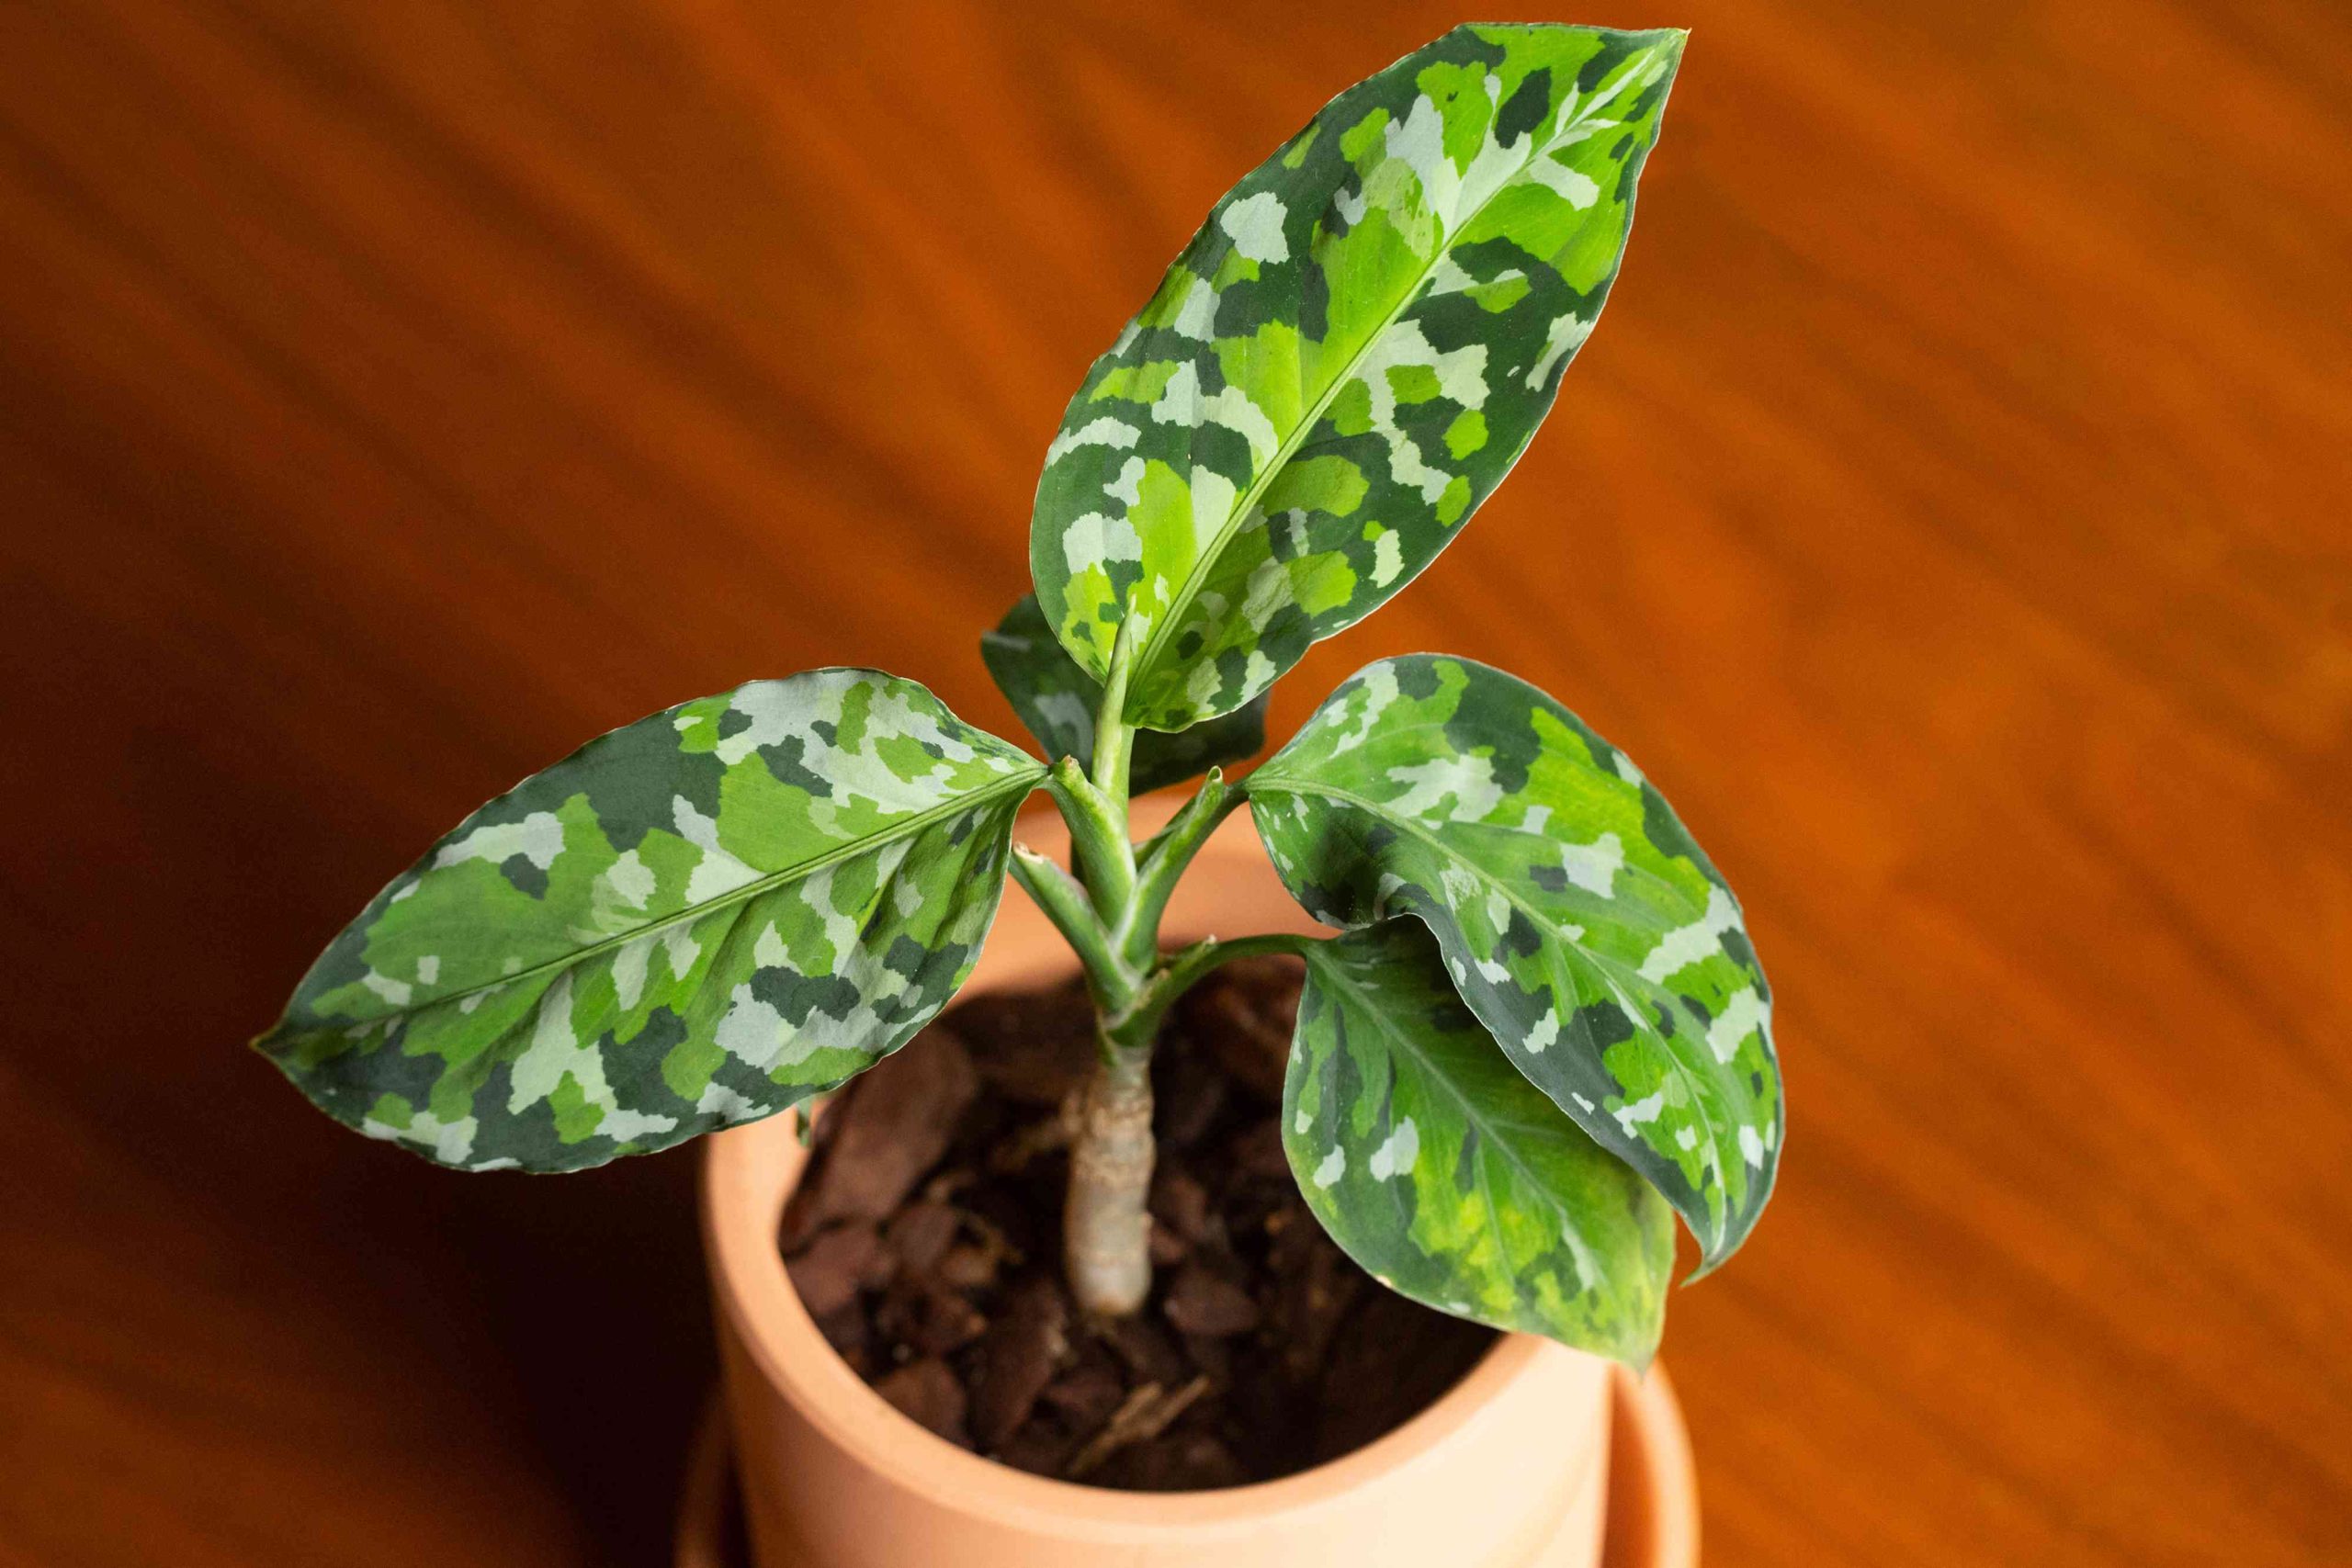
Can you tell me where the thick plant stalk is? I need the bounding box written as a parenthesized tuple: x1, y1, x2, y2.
(1064, 1049, 1155, 1315)
(1022, 855, 1306, 1311)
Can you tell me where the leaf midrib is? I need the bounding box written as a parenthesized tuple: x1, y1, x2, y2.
(1126, 72, 1629, 710)
(339, 768, 1043, 1023)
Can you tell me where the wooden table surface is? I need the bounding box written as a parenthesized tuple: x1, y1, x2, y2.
(4, 3, 2346, 1563)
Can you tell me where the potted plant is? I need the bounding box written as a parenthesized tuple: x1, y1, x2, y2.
(259, 21, 1779, 1568)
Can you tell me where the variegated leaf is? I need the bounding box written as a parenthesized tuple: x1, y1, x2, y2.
(978, 593, 1267, 793)
(1287, 919, 1674, 1364)
(1251, 655, 1780, 1266)
(1031, 23, 1683, 729)
(256, 671, 1042, 1172)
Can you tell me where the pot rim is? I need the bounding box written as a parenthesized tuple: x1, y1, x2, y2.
(701, 810, 1576, 1538)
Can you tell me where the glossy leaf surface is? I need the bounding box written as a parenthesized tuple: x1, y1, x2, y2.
(1252, 655, 1780, 1264)
(1286, 919, 1674, 1362)
(257, 671, 1041, 1171)
(1032, 23, 1683, 728)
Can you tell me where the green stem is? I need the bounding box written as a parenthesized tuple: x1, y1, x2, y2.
(1044, 757, 1135, 914)
(1007, 843, 1132, 1008)
(1105, 931, 1314, 1054)
(1091, 624, 1136, 807)
(1117, 768, 1247, 969)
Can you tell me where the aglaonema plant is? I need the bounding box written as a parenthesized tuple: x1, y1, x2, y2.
(258, 22, 1781, 1369)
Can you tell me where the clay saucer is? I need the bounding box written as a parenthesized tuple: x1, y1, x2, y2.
(676, 1363, 1698, 1568)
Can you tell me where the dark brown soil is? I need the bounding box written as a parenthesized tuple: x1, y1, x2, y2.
(779, 958, 1497, 1492)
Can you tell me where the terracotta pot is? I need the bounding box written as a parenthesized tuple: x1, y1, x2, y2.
(701, 810, 1629, 1568)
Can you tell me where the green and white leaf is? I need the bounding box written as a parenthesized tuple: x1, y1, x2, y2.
(1287, 919, 1674, 1364)
(1031, 23, 1683, 730)
(1251, 655, 1780, 1265)
(255, 671, 1042, 1172)
(979, 593, 1267, 794)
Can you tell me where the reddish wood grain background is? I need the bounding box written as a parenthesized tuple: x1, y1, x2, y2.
(3, 3, 2347, 1563)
